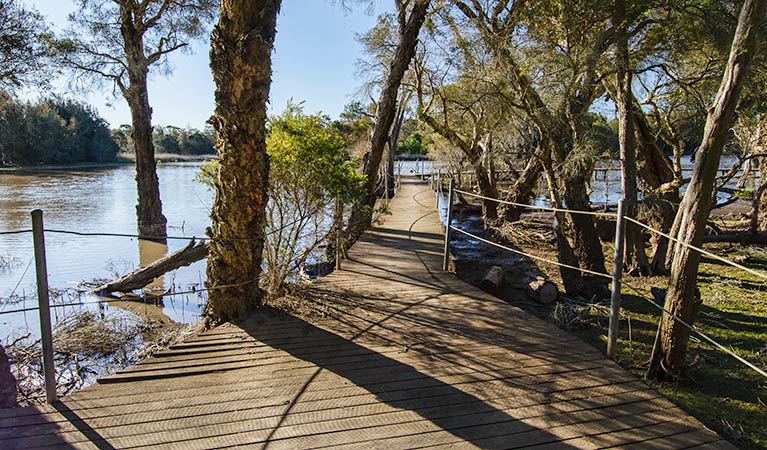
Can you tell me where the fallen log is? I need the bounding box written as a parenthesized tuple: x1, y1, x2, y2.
(95, 239, 209, 295)
(526, 275, 558, 305)
(480, 266, 504, 294)
(703, 231, 767, 244)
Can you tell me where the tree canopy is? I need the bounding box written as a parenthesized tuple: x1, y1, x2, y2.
(0, 0, 51, 89)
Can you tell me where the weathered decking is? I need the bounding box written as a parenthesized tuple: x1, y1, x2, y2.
(0, 177, 734, 449)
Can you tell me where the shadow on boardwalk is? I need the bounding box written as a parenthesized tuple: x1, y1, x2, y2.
(0, 177, 734, 449)
(243, 306, 582, 449)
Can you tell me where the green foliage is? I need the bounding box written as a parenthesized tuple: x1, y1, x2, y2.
(268, 102, 365, 204)
(735, 189, 755, 200)
(160, 126, 214, 155)
(197, 102, 365, 293)
(0, 0, 51, 90)
(398, 131, 428, 155)
(53, 0, 216, 92)
(110, 124, 133, 153)
(585, 113, 619, 157)
(195, 158, 218, 187)
(115, 124, 217, 156)
(0, 94, 118, 165)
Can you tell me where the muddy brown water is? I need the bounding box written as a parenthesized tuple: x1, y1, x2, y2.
(0, 163, 212, 339)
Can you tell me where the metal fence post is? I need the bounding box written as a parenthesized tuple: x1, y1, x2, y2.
(443, 178, 455, 271)
(31, 209, 57, 404)
(607, 199, 626, 359)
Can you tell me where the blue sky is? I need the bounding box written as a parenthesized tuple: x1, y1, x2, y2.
(23, 1, 389, 129)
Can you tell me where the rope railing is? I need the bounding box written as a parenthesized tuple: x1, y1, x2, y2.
(0, 274, 259, 317)
(442, 179, 767, 381)
(0, 217, 307, 242)
(625, 216, 767, 282)
(449, 226, 612, 280)
(621, 281, 767, 380)
(453, 188, 618, 218)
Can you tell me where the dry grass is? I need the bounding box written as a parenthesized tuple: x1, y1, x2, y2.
(5, 309, 200, 406)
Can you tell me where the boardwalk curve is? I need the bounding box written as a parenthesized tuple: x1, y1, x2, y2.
(0, 177, 734, 449)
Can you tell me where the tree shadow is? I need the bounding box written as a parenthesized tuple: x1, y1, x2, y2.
(242, 306, 594, 449)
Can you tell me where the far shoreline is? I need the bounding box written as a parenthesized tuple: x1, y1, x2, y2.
(0, 153, 217, 172)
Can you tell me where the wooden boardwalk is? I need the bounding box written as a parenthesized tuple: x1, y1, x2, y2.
(0, 177, 734, 449)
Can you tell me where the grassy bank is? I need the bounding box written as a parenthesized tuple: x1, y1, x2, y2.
(451, 209, 767, 450)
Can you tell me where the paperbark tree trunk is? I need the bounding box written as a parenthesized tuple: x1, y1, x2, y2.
(543, 151, 585, 295)
(205, 0, 280, 326)
(347, 0, 430, 240)
(648, 0, 765, 381)
(633, 103, 679, 274)
(561, 173, 606, 275)
(121, 11, 167, 240)
(613, 0, 649, 275)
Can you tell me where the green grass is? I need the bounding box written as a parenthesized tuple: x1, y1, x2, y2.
(575, 244, 767, 449)
(457, 235, 767, 449)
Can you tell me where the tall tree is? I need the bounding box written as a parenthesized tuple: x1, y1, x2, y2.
(54, 0, 216, 239)
(347, 0, 430, 240)
(648, 0, 766, 381)
(0, 0, 50, 90)
(455, 0, 612, 294)
(205, 0, 280, 325)
(612, 0, 649, 275)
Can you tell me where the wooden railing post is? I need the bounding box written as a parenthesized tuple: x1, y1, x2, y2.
(31, 209, 57, 404)
(443, 178, 455, 271)
(607, 199, 626, 359)
(335, 195, 342, 271)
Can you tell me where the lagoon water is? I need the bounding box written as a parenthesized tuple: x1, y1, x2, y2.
(0, 163, 213, 339)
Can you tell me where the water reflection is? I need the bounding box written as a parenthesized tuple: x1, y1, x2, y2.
(0, 163, 210, 337)
(138, 239, 168, 295)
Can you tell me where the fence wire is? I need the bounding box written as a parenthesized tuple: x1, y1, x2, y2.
(449, 188, 767, 381)
(453, 188, 617, 218)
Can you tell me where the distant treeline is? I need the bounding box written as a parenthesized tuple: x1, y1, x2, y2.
(112, 124, 217, 156)
(0, 94, 217, 166)
(0, 94, 118, 166)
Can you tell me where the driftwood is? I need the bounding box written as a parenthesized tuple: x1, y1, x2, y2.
(480, 266, 504, 294)
(95, 239, 209, 295)
(480, 265, 559, 304)
(703, 231, 767, 244)
(525, 275, 558, 304)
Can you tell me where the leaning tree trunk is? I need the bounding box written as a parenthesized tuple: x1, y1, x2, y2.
(386, 105, 406, 199)
(542, 151, 586, 295)
(561, 173, 606, 276)
(347, 0, 430, 241)
(648, 0, 765, 381)
(499, 146, 544, 222)
(633, 103, 679, 274)
(205, 0, 280, 326)
(613, 0, 650, 275)
(125, 67, 167, 240)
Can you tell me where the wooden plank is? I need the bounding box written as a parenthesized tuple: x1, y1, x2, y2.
(2, 178, 729, 450)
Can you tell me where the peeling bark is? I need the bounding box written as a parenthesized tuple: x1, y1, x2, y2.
(205, 0, 280, 326)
